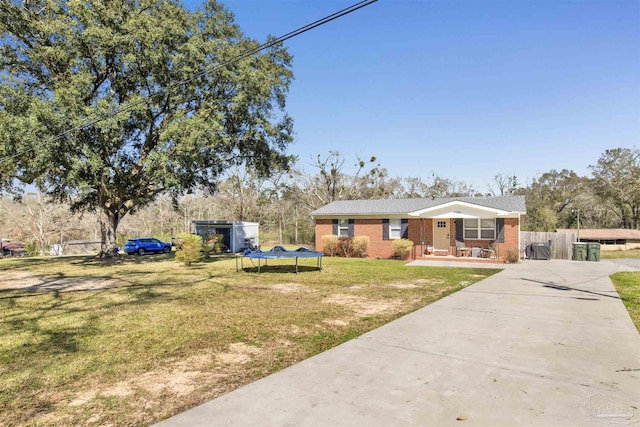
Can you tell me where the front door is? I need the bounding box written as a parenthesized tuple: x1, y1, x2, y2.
(433, 219, 450, 251)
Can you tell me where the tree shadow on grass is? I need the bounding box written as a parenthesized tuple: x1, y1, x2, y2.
(0, 274, 210, 362)
(0, 253, 236, 277)
(0, 268, 222, 300)
(241, 265, 322, 274)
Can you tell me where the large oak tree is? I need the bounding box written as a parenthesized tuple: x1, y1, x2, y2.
(0, 0, 293, 255)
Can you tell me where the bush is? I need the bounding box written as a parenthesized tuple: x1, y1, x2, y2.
(505, 248, 519, 263)
(321, 235, 339, 256)
(24, 241, 38, 256)
(208, 234, 227, 253)
(352, 236, 369, 258)
(116, 234, 129, 250)
(392, 238, 413, 259)
(336, 237, 353, 257)
(175, 233, 203, 267)
(322, 235, 369, 258)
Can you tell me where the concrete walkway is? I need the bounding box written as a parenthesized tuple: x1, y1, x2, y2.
(156, 260, 640, 427)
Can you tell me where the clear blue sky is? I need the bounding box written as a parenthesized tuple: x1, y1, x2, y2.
(185, 0, 639, 191)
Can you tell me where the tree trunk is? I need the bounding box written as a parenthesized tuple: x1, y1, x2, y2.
(98, 207, 120, 257)
(294, 208, 298, 244)
(621, 204, 630, 229)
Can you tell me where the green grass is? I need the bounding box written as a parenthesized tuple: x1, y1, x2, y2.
(601, 248, 640, 259)
(0, 254, 500, 426)
(610, 271, 640, 332)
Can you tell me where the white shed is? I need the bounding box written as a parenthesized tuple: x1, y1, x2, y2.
(191, 220, 259, 253)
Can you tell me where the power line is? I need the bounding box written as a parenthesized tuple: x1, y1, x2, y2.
(0, 0, 378, 164)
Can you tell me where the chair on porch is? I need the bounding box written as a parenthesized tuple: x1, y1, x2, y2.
(455, 240, 471, 257)
(482, 241, 498, 259)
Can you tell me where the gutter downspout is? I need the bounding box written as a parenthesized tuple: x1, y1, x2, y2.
(518, 213, 521, 261)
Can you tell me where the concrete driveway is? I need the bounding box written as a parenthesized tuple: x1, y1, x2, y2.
(606, 258, 640, 270)
(155, 260, 639, 427)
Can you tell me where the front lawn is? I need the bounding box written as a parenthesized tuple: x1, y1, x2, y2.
(0, 254, 500, 426)
(610, 271, 640, 332)
(601, 248, 640, 259)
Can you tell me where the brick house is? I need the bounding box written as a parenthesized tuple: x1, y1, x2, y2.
(310, 196, 526, 262)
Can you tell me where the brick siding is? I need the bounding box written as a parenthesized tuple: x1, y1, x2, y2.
(315, 217, 520, 262)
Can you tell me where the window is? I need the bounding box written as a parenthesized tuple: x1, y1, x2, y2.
(338, 219, 350, 237)
(436, 220, 447, 228)
(463, 218, 495, 240)
(389, 219, 401, 239)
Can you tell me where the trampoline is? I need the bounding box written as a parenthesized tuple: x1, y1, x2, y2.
(236, 246, 324, 274)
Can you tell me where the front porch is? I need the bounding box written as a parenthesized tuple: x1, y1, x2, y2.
(407, 201, 517, 263)
(417, 253, 504, 264)
(410, 244, 504, 263)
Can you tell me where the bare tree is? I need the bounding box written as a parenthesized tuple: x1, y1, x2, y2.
(487, 173, 519, 196)
(0, 192, 81, 255)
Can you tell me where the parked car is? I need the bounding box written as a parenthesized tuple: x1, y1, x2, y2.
(123, 238, 172, 255)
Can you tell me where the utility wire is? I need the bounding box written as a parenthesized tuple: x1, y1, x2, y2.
(0, 0, 378, 164)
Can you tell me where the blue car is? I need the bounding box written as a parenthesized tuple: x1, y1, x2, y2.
(124, 238, 172, 255)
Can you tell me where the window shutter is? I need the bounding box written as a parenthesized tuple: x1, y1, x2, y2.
(348, 219, 355, 237)
(401, 219, 409, 239)
(382, 219, 389, 240)
(496, 218, 505, 242)
(455, 219, 463, 241)
(332, 219, 338, 235)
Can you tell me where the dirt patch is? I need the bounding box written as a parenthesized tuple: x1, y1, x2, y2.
(385, 283, 418, 289)
(270, 283, 308, 293)
(65, 351, 218, 423)
(415, 278, 447, 286)
(278, 324, 305, 336)
(322, 293, 401, 316)
(59, 351, 230, 426)
(102, 353, 214, 399)
(0, 271, 121, 292)
(323, 319, 350, 326)
(216, 342, 263, 365)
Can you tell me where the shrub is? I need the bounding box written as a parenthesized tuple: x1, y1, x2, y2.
(392, 238, 413, 259)
(175, 233, 203, 267)
(505, 248, 519, 263)
(336, 237, 353, 257)
(24, 241, 38, 256)
(323, 235, 369, 258)
(116, 234, 129, 250)
(209, 234, 227, 253)
(352, 236, 369, 258)
(321, 235, 339, 256)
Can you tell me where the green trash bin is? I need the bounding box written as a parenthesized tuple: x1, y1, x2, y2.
(587, 242, 601, 262)
(572, 242, 587, 261)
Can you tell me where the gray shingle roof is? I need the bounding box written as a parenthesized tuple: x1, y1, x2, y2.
(310, 195, 526, 216)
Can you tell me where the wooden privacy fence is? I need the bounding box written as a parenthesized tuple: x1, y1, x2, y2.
(521, 231, 576, 260)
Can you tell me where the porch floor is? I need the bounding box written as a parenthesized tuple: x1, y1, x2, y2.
(417, 254, 503, 264)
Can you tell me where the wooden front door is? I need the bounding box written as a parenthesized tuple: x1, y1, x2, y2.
(433, 219, 450, 251)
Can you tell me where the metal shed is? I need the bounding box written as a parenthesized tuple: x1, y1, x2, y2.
(191, 220, 259, 253)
